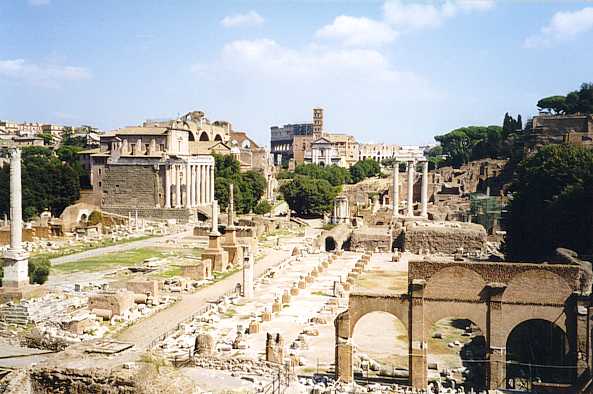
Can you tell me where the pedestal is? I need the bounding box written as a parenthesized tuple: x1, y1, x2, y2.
(2, 250, 29, 289)
(222, 228, 243, 266)
(202, 234, 228, 273)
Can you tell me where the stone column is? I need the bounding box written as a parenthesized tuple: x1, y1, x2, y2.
(228, 183, 235, 228)
(164, 164, 171, 208)
(210, 199, 220, 236)
(200, 165, 205, 205)
(392, 161, 399, 219)
(407, 161, 415, 217)
(335, 311, 353, 383)
(487, 283, 507, 390)
(420, 160, 428, 218)
(242, 246, 254, 298)
(185, 162, 192, 208)
(3, 148, 30, 289)
(209, 165, 215, 204)
(409, 279, 427, 389)
(192, 165, 198, 207)
(175, 165, 181, 208)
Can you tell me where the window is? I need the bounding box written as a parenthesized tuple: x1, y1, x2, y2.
(98, 181, 102, 187)
(130, 143, 135, 154)
(160, 144, 165, 151)
(145, 144, 149, 154)
(98, 168, 102, 175)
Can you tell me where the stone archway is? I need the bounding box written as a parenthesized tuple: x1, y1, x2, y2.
(325, 236, 336, 252)
(505, 319, 571, 390)
(214, 134, 223, 141)
(199, 131, 209, 141)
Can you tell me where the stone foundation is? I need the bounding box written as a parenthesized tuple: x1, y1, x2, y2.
(402, 221, 486, 254)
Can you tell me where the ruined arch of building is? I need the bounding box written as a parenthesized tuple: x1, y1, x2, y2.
(325, 236, 337, 252)
(505, 318, 571, 389)
(335, 261, 586, 391)
(199, 131, 209, 141)
(214, 134, 223, 141)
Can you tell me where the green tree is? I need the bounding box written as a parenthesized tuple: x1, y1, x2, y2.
(349, 159, 380, 183)
(0, 147, 80, 220)
(254, 200, 272, 215)
(435, 126, 504, 167)
(213, 155, 267, 214)
(505, 144, 593, 261)
(537, 96, 566, 114)
(279, 176, 338, 217)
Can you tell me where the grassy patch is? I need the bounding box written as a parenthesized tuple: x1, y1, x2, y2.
(34, 235, 154, 260)
(213, 266, 241, 281)
(53, 247, 165, 273)
(224, 308, 237, 318)
(311, 290, 330, 297)
(155, 265, 183, 278)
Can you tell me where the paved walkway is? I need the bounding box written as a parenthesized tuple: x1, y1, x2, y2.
(50, 229, 192, 266)
(115, 243, 295, 349)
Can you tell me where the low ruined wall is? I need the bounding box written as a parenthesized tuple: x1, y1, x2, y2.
(403, 222, 486, 254)
(101, 207, 191, 223)
(351, 228, 392, 252)
(29, 368, 137, 394)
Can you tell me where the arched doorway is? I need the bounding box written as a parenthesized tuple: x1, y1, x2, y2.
(428, 318, 487, 391)
(506, 319, 570, 390)
(351, 312, 408, 384)
(214, 134, 223, 141)
(199, 131, 209, 141)
(188, 132, 195, 142)
(325, 237, 336, 251)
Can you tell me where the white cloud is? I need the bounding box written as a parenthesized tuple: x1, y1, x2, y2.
(315, 15, 398, 47)
(190, 38, 440, 144)
(28, 0, 50, 6)
(0, 59, 92, 88)
(221, 10, 264, 28)
(383, 0, 494, 31)
(524, 7, 593, 48)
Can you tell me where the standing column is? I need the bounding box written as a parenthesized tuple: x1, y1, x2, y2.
(175, 165, 181, 208)
(200, 165, 205, 205)
(164, 164, 171, 208)
(3, 148, 30, 289)
(420, 161, 428, 218)
(242, 246, 254, 298)
(192, 165, 197, 207)
(392, 161, 399, 219)
(228, 183, 235, 228)
(185, 162, 192, 208)
(210, 199, 220, 235)
(209, 164, 215, 204)
(407, 161, 415, 217)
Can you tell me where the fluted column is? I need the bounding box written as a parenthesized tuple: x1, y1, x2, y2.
(392, 162, 399, 219)
(421, 161, 428, 218)
(185, 162, 191, 208)
(175, 165, 181, 208)
(165, 164, 171, 208)
(192, 165, 197, 207)
(407, 161, 415, 217)
(200, 165, 205, 205)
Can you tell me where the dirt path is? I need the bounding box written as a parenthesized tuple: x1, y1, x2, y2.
(49, 229, 192, 266)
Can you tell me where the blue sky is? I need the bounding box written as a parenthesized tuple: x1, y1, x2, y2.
(1, 1, 592, 146)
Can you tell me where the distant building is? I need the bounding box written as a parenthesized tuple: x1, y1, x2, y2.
(270, 122, 315, 165)
(524, 113, 593, 154)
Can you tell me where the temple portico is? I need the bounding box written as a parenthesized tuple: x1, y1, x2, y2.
(164, 156, 215, 209)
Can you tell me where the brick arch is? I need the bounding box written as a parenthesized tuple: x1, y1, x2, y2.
(424, 266, 487, 301)
(503, 269, 573, 305)
(500, 305, 568, 344)
(424, 305, 488, 338)
(348, 294, 409, 334)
